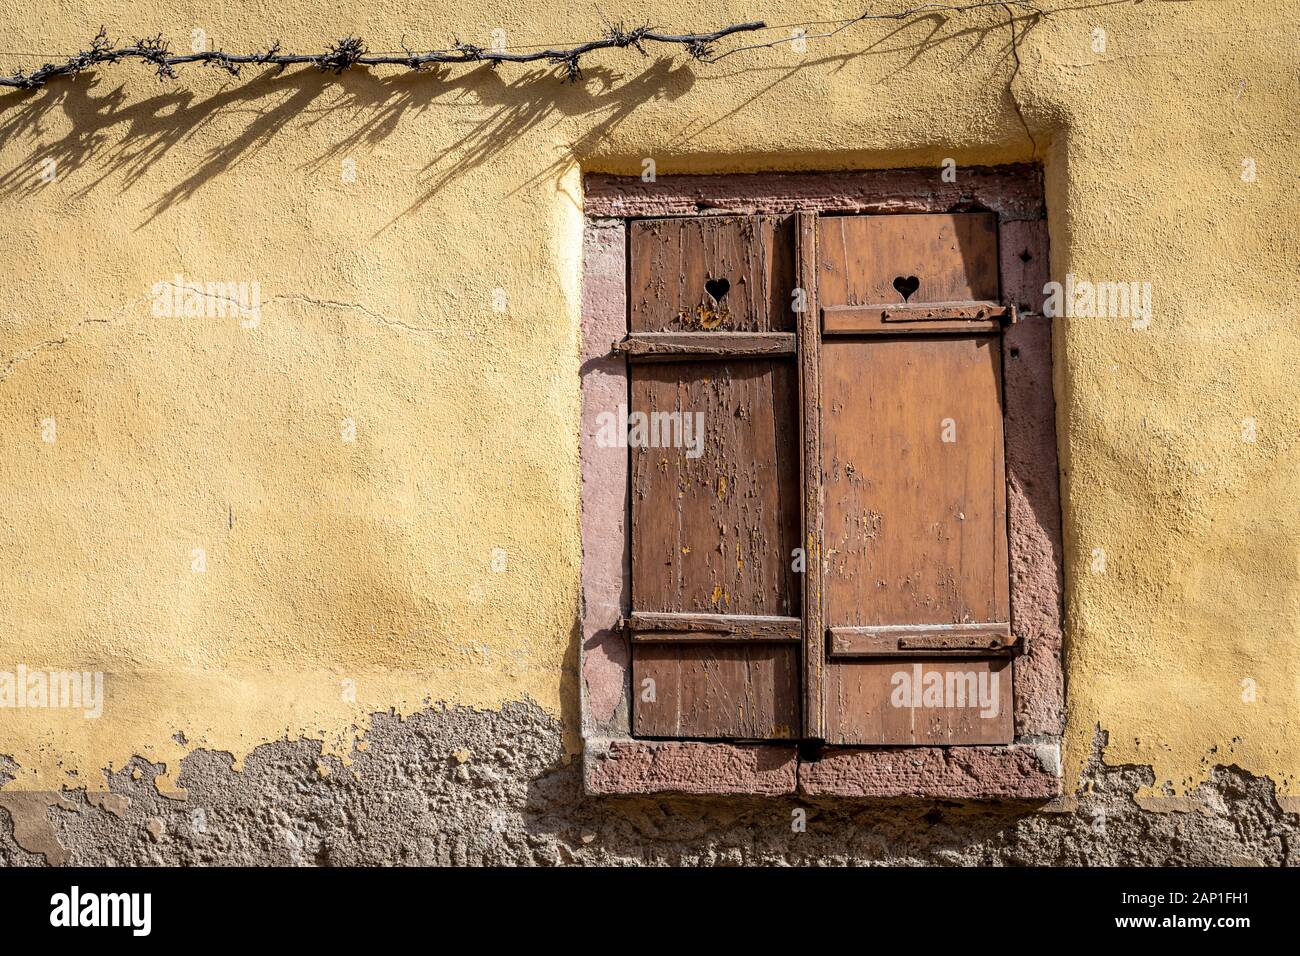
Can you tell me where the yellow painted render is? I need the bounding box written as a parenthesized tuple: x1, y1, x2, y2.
(0, 1, 1296, 798)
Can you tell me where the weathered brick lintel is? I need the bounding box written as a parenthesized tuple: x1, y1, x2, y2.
(584, 740, 1061, 800)
(584, 164, 1045, 221)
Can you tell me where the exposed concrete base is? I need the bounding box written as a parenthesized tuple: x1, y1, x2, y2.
(1, 701, 1296, 866)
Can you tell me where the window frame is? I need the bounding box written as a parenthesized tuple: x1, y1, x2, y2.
(580, 166, 1064, 799)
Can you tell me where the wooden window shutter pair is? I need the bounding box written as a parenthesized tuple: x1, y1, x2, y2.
(619, 211, 1015, 745)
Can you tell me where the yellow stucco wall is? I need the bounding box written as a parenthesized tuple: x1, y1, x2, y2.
(0, 1, 1295, 798)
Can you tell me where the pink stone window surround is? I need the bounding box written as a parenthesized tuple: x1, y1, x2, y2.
(579, 165, 1063, 799)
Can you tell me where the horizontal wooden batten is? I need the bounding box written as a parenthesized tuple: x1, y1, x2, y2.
(822, 302, 1014, 335)
(624, 612, 802, 642)
(882, 301, 1015, 322)
(613, 331, 796, 360)
(829, 622, 1018, 658)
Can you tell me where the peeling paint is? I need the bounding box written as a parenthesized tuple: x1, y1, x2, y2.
(0, 791, 77, 865)
(2, 705, 1296, 866)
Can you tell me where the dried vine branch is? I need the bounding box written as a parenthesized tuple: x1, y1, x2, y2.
(704, 1, 1042, 62)
(0, 21, 766, 90)
(2, 4, 1048, 93)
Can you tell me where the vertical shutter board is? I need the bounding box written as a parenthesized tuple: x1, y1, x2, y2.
(633, 644, 800, 739)
(629, 216, 796, 333)
(820, 234, 1011, 756)
(627, 214, 803, 741)
(823, 334, 1008, 627)
(630, 358, 800, 616)
(796, 211, 826, 739)
(825, 658, 1013, 745)
(817, 213, 1000, 307)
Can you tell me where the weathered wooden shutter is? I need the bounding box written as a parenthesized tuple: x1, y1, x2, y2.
(622, 216, 803, 739)
(816, 213, 1015, 745)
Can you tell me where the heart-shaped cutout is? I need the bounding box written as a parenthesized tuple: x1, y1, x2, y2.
(892, 275, 920, 302)
(705, 277, 730, 302)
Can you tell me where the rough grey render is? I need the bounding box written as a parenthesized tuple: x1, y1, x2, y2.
(0, 701, 1295, 866)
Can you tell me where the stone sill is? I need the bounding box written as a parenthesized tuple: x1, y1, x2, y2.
(584, 738, 1061, 800)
